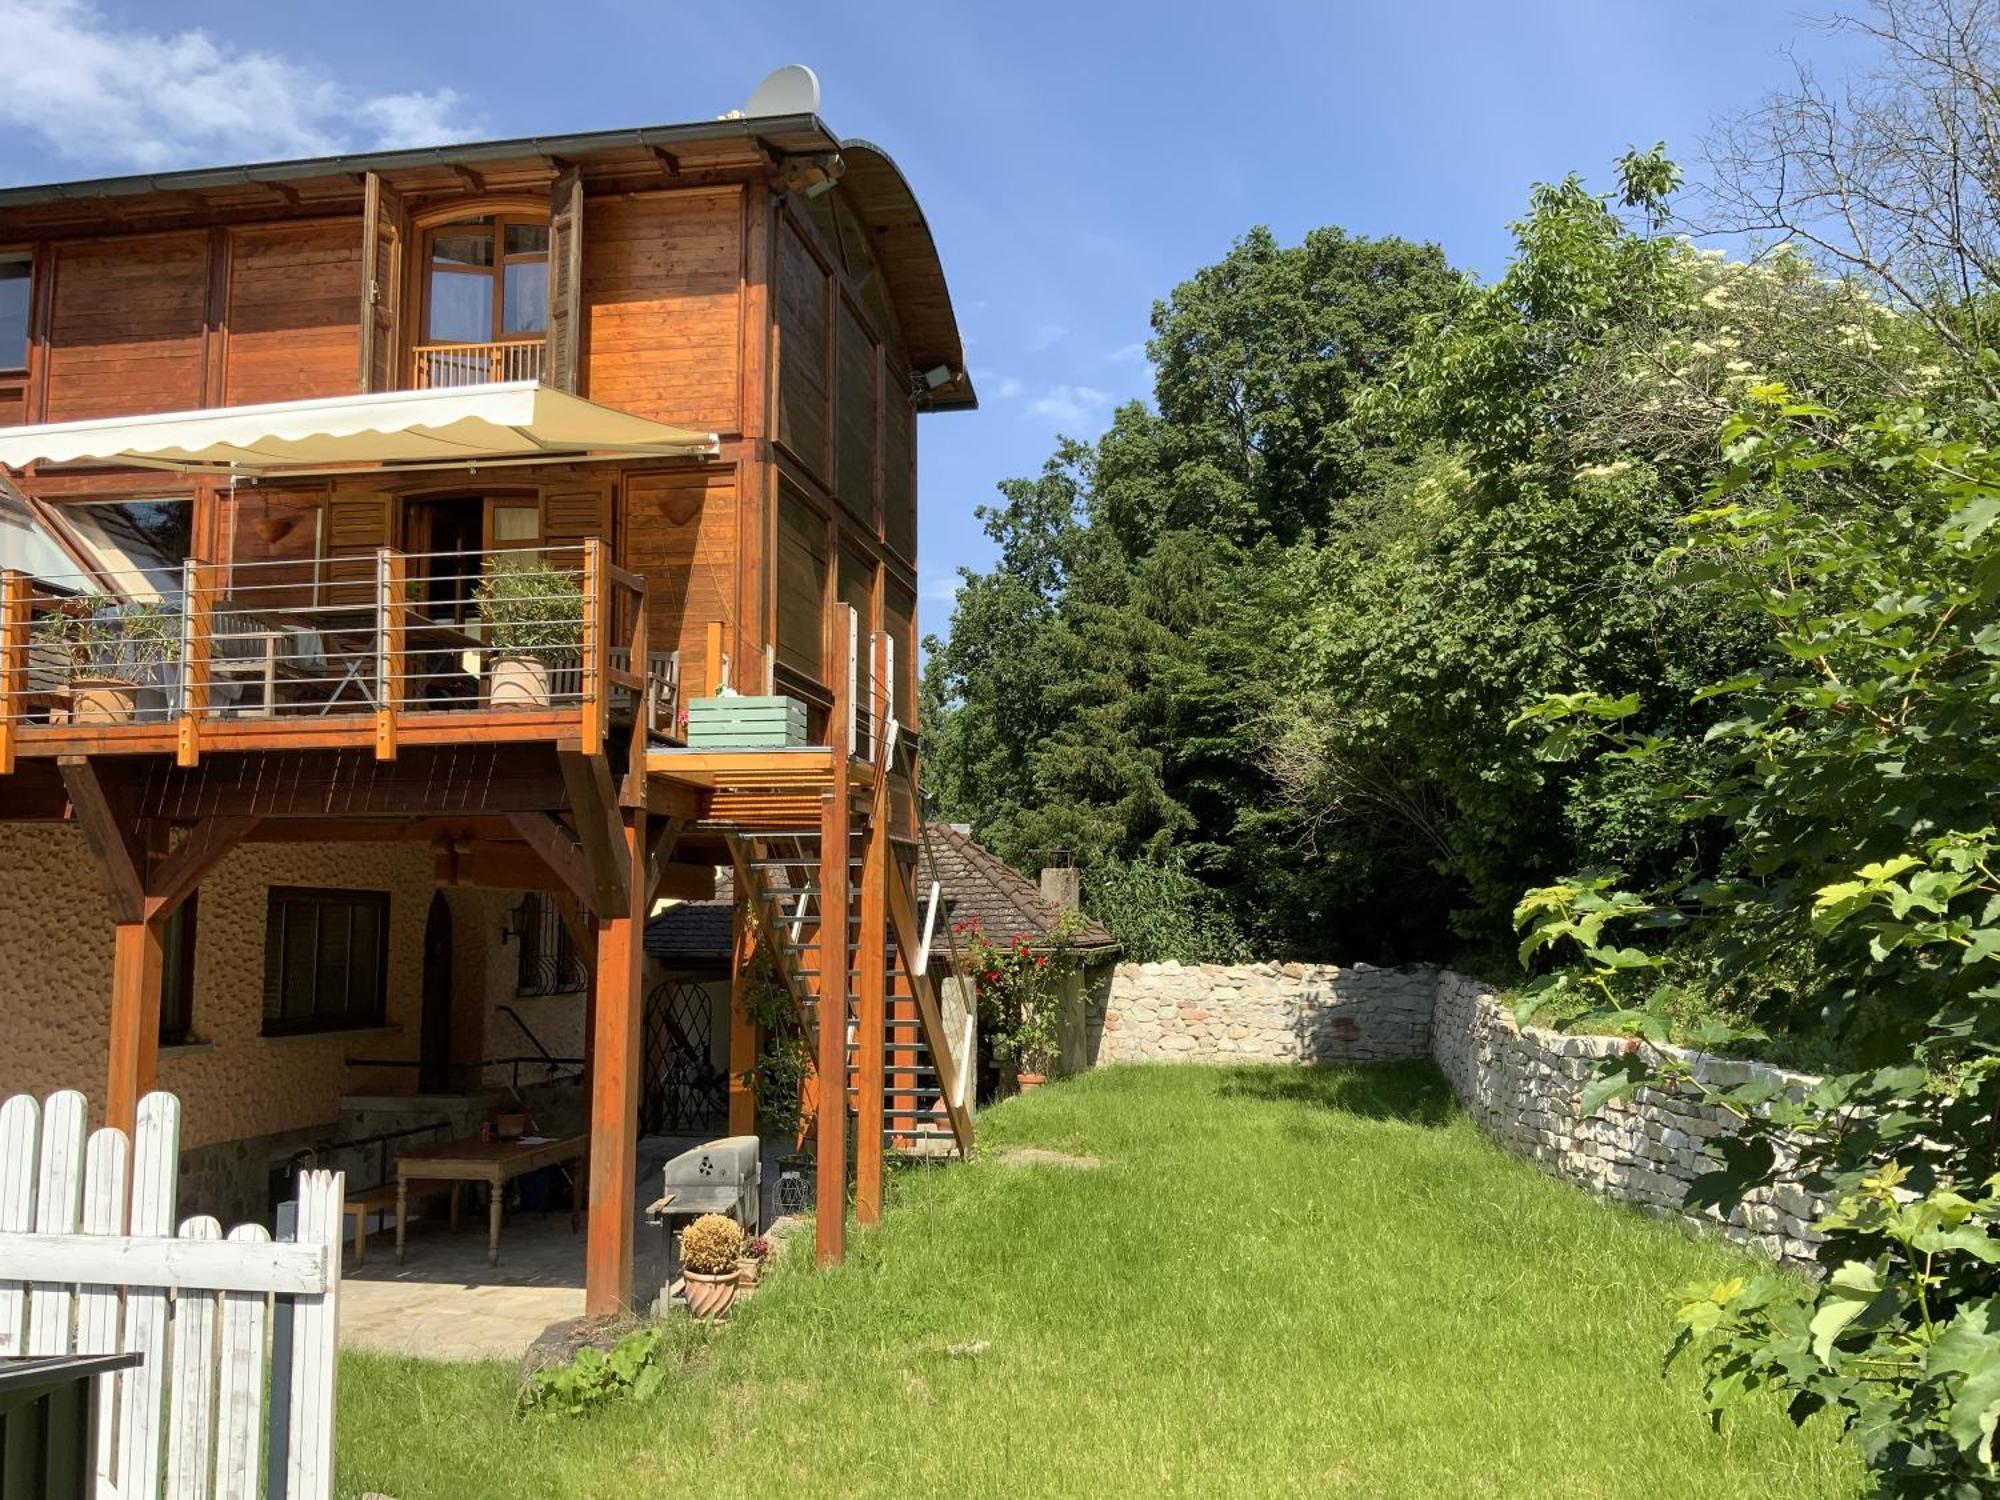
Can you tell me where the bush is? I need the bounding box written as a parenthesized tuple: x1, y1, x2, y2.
(472, 556, 585, 662)
(1083, 859, 1247, 964)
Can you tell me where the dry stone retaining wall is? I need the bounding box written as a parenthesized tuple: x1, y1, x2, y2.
(1097, 961, 1435, 1065)
(1094, 959, 1826, 1265)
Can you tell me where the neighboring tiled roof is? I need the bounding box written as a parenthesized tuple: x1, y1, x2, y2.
(922, 823, 1119, 953)
(643, 887, 734, 959)
(641, 827, 1119, 959)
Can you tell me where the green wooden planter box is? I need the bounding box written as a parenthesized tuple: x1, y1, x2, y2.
(686, 694, 810, 748)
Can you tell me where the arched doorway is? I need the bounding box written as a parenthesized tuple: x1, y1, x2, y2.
(419, 892, 454, 1093)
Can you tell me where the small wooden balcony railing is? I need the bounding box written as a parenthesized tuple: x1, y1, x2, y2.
(0, 540, 675, 771)
(409, 339, 547, 390)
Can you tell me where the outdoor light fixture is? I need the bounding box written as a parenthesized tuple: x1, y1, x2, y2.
(921, 364, 954, 390)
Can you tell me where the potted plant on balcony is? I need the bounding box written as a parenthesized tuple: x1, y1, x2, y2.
(472, 556, 585, 709)
(34, 595, 181, 724)
(678, 1213, 746, 1321)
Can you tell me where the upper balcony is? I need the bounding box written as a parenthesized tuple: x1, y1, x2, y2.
(0, 540, 675, 770)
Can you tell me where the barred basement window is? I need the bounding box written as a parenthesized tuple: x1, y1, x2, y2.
(262, 887, 390, 1036)
(514, 892, 587, 997)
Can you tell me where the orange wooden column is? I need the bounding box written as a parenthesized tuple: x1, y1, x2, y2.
(814, 787, 850, 1266)
(584, 806, 646, 1315)
(727, 896, 759, 1136)
(853, 800, 888, 1224)
(105, 914, 167, 1138)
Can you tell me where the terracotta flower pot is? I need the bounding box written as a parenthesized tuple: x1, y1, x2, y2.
(684, 1268, 739, 1321)
(495, 1111, 530, 1140)
(489, 654, 552, 708)
(72, 678, 138, 725)
(1016, 1072, 1047, 1093)
(736, 1255, 762, 1287)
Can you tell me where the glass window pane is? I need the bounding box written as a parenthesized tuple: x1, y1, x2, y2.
(428, 270, 493, 342)
(431, 230, 493, 268)
(491, 504, 539, 541)
(502, 260, 547, 334)
(0, 260, 28, 370)
(504, 223, 549, 257)
(60, 497, 193, 601)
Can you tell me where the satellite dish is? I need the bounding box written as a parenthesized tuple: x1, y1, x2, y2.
(744, 64, 821, 118)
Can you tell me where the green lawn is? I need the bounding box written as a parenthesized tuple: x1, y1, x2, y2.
(337, 1063, 1860, 1499)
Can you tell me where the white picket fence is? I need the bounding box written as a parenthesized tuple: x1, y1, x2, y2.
(0, 1090, 343, 1499)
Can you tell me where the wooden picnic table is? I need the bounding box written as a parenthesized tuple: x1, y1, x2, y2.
(393, 1132, 587, 1267)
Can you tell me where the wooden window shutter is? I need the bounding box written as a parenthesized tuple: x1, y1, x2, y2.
(322, 491, 392, 604)
(356, 173, 407, 393)
(543, 483, 612, 550)
(545, 165, 585, 393)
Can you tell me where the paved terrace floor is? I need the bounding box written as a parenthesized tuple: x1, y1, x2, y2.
(340, 1137, 772, 1361)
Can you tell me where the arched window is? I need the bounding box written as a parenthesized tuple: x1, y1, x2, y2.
(417, 214, 549, 385)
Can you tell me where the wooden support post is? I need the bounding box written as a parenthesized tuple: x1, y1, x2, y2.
(813, 605, 855, 1264)
(585, 806, 646, 1315)
(728, 896, 758, 1135)
(176, 559, 214, 769)
(106, 912, 166, 1138)
(581, 540, 608, 758)
(0, 569, 29, 776)
(374, 548, 406, 762)
(854, 796, 888, 1225)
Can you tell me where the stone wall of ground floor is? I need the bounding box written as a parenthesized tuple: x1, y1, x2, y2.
(1090, 959, 1825, 1266)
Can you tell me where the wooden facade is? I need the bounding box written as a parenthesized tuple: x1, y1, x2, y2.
(0, 111, 975, 1312)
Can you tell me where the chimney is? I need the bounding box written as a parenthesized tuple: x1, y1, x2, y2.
(1040, 866, 1081, 913)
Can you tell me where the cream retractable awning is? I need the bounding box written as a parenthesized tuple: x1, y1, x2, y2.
(0, 381, 719, 477)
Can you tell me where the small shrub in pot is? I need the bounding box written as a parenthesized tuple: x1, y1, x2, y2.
(677, 1213, 745, 1321)
(472, 556, 585, 708)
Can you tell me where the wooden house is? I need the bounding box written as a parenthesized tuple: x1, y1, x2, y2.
(0, 71, 975, 1312)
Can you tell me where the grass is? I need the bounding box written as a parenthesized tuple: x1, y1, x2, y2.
(337, 1063, 1860, 1499)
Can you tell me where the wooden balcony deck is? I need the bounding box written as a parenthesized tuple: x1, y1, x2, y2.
(0, 540, 668, 773)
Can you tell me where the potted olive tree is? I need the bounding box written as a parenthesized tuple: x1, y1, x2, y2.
(35, 596, 181, 724)
(678, 1213, 746, 1321)
(472, 557, 585, 709)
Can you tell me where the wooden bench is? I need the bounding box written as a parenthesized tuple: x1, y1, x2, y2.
(342, 1183, 401, 1267)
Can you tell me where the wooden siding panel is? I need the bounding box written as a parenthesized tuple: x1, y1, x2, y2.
(44, 233, 208, 419)
(883, 574, 916, 729)
(881, 366, 916, 563)
(775, 219, 829, 483)
(835, 300, 877, 527)
(775, 489, 826, 682)
(622, 468, 735, 698)
(581, 190, 740, 432)
(223, 224, 361, 406)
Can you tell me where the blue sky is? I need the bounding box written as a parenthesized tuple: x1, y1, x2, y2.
(0, 1, 1872, 641)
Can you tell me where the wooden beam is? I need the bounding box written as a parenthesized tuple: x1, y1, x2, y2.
(643, 777, 705, 823)
(728, 895, 757, 1135)
(58, 756, 147, 924)
(145, 815, 257, 919)
(854, 796, 889, 1225)
(504, 812, 598, 913)
(559, 752, 629, 915)
(585, 806, 647, 1315)
(642, 816, 685, 908)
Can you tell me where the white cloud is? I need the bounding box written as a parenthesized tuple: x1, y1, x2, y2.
(1027, 384, 1111, 428)
(0, 0, 479, 174)
(1026, 321, 1068, 352)
(919, 569, 961, 605)
(991, 374, 1026, 400)
(1109, 341, 1149, 365)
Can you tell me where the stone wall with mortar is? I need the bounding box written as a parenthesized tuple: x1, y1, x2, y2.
(1094, 960, 1436, 1065)
(1091, 957, 1826, 1265)
(0, 824, 497, 1221)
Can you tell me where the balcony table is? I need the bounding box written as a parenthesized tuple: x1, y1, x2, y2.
(394, 1131, 587, 1267)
